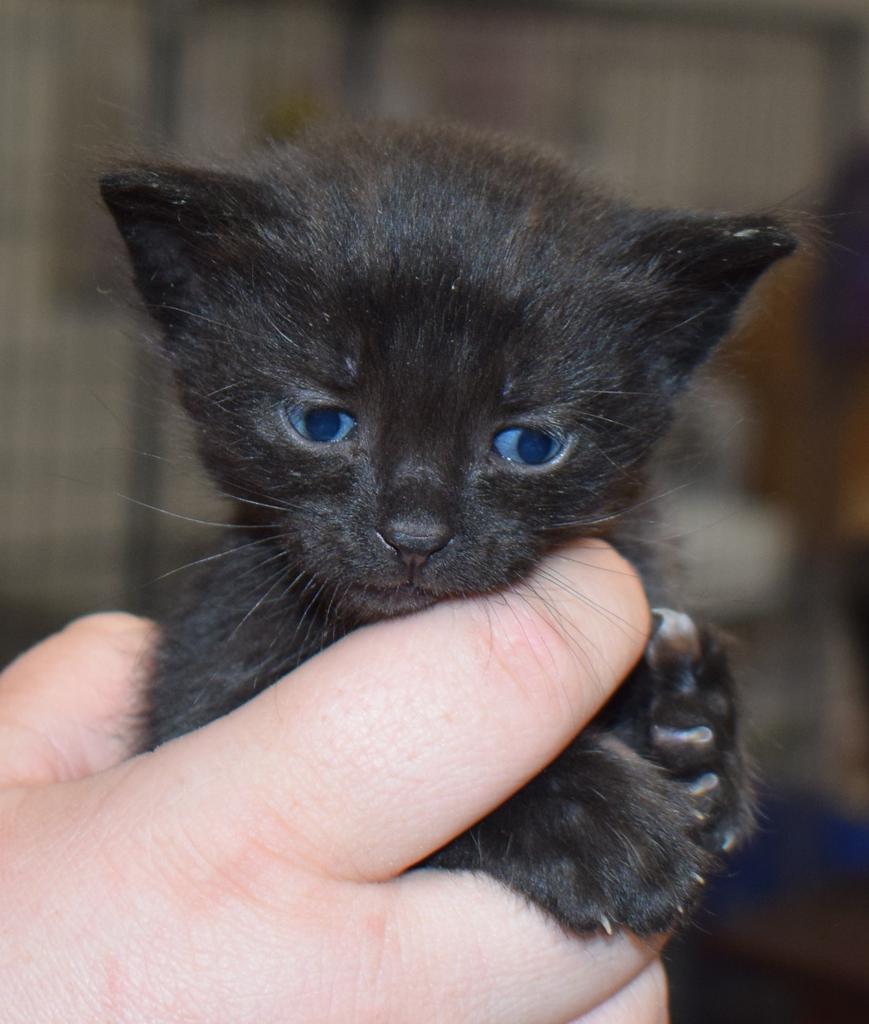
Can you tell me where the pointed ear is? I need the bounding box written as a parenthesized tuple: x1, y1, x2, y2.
(100, 165, 278, 335)
(625, 211, 798, 382)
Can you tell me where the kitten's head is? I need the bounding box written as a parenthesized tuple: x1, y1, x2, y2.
(102, 123, 795, 620)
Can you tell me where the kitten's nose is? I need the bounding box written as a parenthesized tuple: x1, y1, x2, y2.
(377, 519, 452, 572)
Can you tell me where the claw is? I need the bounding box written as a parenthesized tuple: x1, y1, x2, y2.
(651, 724, 714, 748)
(599, 914, 614, 936)
(720, 829, 737, 853)
(690, 872, 706, 886)
(649, 607, 701, 665)
(688, 772, 720, 797)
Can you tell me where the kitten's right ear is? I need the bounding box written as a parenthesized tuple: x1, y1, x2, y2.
(100, 165, 275, 334)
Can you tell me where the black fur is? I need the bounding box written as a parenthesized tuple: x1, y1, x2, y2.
(101, 122, 795, 934)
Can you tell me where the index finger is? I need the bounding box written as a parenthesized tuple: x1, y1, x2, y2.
(0, 614, 154, 786)
(151, 540, 650, 882)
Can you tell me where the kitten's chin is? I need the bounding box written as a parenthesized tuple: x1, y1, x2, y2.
(342, 583, 442, 622)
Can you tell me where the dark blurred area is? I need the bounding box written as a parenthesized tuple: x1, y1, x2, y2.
(1, 1, 868, 1019)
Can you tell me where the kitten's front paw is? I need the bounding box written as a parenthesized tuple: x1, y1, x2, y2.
(644, 609, 754, 856)
(426, 609, 753, 938)
(426, 737, 712, 937)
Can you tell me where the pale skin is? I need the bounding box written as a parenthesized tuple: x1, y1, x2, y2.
(0, 540, 668, 1024)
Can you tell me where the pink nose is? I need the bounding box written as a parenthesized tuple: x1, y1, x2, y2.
(376, 521, 452, 570)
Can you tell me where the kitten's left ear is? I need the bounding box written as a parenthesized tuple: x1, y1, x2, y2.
(626, 212, 798, 381)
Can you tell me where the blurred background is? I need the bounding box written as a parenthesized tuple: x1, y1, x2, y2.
(1, 1, 868, 1019)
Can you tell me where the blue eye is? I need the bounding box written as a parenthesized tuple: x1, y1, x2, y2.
(288, 405, 356, 443)
(493, 426, 563, 466)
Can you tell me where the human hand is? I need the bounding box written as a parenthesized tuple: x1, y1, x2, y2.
(0, 540, 666, 1023)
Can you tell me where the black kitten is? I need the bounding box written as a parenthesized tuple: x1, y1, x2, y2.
(101, 122, 795, 935)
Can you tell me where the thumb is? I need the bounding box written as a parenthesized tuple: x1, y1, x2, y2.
(140, 540, 650, 884)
